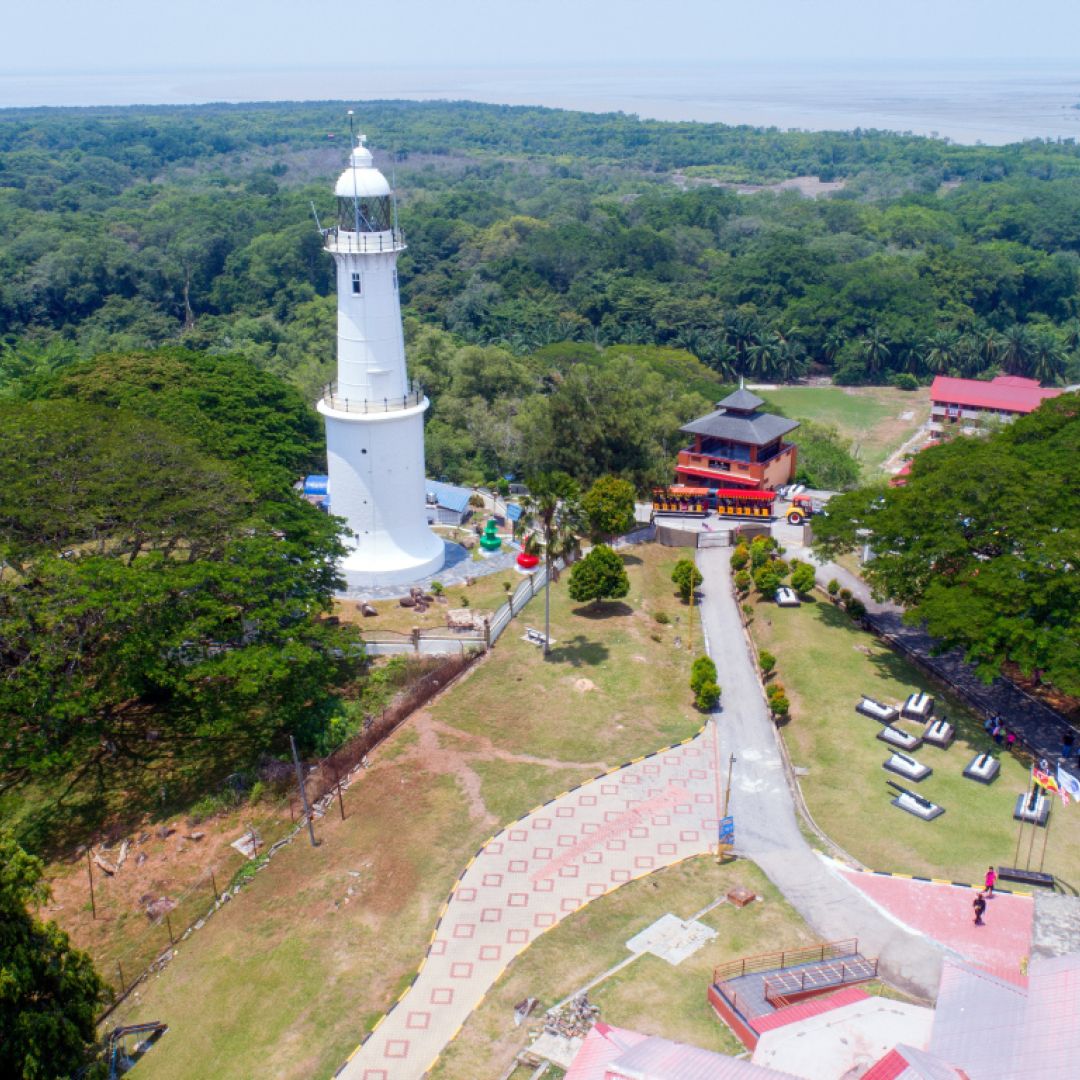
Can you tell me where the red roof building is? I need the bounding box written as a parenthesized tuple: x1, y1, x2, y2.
(929, 375, 1062, 436)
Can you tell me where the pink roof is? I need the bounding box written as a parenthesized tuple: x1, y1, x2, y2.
(752, 985, 871, 1033)
(862, 1044, 968, 1080)
(861, 1049, 909, 1080)
(564, 1024, 648, 1080)
(930, 374, 1062, 414)
(565, 1024, 797, 1080)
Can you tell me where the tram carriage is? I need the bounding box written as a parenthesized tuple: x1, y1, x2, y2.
(651, 486, 777, 519)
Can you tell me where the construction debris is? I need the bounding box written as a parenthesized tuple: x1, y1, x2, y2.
(145, 897, 177, 920)
(544, 992, 599, 1039)
(513, 996, 539, 1027)
(94, 852, 118, 876)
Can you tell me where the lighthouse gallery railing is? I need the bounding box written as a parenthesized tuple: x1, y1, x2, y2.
(321, 380, 425, 413)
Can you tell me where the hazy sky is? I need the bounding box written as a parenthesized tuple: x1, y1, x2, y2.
(5, 0, 1080, 74)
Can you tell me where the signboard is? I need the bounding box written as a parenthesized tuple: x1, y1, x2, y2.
(718, 816, 735, 844)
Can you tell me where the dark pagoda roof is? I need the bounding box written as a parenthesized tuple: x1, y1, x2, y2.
(680, 389, 799, 446)
(717, 387, 765, 413)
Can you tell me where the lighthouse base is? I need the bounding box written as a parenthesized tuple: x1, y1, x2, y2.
(337, 539, 446, 591)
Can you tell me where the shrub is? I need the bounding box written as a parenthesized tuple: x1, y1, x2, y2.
(734, 569, 752, 594)
(650, 632, 662, 642)
(691, 655, 718, 694)
(459, 595, 470, 607)
(430, 581, 444, 596)
(654, 611, 671, 625)
(846, 597, 867, 620)
(790, 562, 817, 596)
(671, 558, 703, 603)
(749, 536, 774, 569)
(741, 602, 754, 621)
(892, 372, 919, 391)
(496, 478, 511, 496)
(758, 650, 776, 677)
(695, 680, 722, 711)
(503, 580, 512, 592)
(730, 545, 750, 571)
(769, 692, 791, 719)
(753, 561, 785, 597)
(468, 493, 485, 508)
(839, 587, 853, 604)
(827, 578, 840, 597)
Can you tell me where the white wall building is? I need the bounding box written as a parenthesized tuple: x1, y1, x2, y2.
(316, 137, 445, 589)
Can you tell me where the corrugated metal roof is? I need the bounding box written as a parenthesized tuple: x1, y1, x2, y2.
(930, 374, 1062, 414)
(752, 985, 871, 1033)
(563, 1024, 648, 1080)
(607, 1034, 797, 1079)
(1015, 952, 1080, 1074)
(929, 960, 1028, 1077)
(861, 1045, 966, 1080)
(425, 478, 473, 514)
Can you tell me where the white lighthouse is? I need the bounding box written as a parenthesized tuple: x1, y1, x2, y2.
(317, 135, 445, 589)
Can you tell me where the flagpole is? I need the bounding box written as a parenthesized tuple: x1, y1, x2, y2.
(1038, 801, 1053, 874)
(1025, 796, 1039, 870)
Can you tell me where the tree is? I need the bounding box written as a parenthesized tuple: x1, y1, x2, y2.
(691, 655, 717, 695)
(730, 544, 750, 571)
(790, 562, 817, 596)
(514, 471, 583, 655)
(0, 832, 109, 1080)
(812, 395, 1080, 695)
(758, 650, 776, 678)
(582, 476, 637, 543)
(695, 680, 722, 711)
(671, 558, 703, 603)
(753, 560, 787, 597)
(567, 544, 630, 609)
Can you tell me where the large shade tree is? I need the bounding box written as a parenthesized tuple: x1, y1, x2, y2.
(812, 394, 1080, 696)
(0, 832, 109, 1080)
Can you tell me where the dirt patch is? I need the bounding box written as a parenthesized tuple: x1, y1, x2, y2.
(574, 678, 596, 693)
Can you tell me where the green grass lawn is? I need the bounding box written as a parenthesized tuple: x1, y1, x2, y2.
(429, 857, 818, 1080)
(759, 385, 929, 478)
(106, 544, 704, 1080)
(749, 594, 1080, 885)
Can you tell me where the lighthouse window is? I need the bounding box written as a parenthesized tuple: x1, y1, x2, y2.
(392, 269, 398, 290)
(351, 272, 362, 295)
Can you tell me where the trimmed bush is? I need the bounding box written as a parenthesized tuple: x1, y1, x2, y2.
(695, 680, 722, 711)
(827, 578, 840, 597)
(671, 558, 703, 603)
(654, 611, 671, 625)
(730, 545, 750, 571)
(691, 655, 718, 694)
(846, 597, 867, 620)
(758, 650, 776, 677)
(790, 562, 816, 596)
(734, 569, 752, 594)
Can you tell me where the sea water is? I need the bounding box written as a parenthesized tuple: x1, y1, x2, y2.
(3, 60, 1080, 146)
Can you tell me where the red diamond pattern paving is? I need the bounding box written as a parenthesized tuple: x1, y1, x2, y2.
(338, 737, 717, 1080)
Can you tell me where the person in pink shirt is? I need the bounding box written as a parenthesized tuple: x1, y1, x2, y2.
(984, 866, 997, 896)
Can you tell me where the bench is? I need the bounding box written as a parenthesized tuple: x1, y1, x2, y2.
(525, 627, 549, 647)
(996, 866, 1056, 889)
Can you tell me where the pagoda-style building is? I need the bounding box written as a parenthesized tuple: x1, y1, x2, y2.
(675, 388, 799, 491)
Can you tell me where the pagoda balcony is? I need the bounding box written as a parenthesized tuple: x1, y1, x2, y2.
(320, 380, 425, 414)
(323, 226, 407, 255)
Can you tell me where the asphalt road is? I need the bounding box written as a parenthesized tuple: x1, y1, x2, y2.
(696, 546, 946, 1001)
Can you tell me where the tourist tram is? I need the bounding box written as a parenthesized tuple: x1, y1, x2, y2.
(651, 486, 777, 519)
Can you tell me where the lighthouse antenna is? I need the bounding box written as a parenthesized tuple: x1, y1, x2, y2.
(309, 199, 324, 235)
(347, 110, 362, 234)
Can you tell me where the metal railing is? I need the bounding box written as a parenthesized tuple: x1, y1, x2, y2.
(322, 226, 406, 254)
(762, 956, 878, 1006)
(321, 380, 425, 414)
(713, 939, 859, 984)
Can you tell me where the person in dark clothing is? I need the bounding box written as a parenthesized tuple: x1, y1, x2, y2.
(973, 893, 987, 925)
(1063, 729, 1076, 761)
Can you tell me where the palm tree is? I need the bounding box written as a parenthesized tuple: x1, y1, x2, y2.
(859, 327, 892, 379)
(822, 328, 846, 365)
(922, 330, 960, 375)
(999, 324, 1035, 376)
(1028, 331, 1067, 384)
(514, 471, 583, 656)
(976, 329, 1002, 372)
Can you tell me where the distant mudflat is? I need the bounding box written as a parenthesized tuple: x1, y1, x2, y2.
(5, 60, 1080, 146)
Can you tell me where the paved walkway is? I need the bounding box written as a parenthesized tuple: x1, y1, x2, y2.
(339, 736, 719, 1079)
(835, 871, 1033, 985)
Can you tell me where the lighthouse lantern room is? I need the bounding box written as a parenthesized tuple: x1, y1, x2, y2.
(316, 133, 445, 589)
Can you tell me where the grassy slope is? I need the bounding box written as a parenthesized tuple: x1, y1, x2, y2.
(430, 857, 817, 1080)
(749, 594, 1080, 884)
(759, 386, 930, 478)
(109, 544, 704, 1080)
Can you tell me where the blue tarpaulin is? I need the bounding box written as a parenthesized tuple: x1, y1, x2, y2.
(304, 474, 329, 496)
